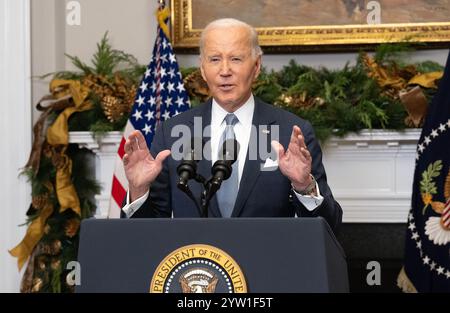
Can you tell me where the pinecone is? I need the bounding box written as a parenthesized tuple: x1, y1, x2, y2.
(101, 95, 129, 123)
(184, 70, 210, 102)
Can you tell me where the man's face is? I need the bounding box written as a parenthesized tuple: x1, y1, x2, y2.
(200, 26, 261, 111)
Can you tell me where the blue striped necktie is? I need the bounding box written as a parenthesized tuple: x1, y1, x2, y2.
(216, 113, 239, 217)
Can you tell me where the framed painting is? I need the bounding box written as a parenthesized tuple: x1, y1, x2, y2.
(170, 0, 450, 52)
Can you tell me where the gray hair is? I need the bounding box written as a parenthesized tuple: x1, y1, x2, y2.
(199, 18, 263, 59)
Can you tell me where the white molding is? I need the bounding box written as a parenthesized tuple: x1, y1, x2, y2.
(69, 132, 122, 218)
(322, 129, 420, 224)
(0, 0, 32, 293)
(325, 129, 421, 143)
(69, 131, 123, 153)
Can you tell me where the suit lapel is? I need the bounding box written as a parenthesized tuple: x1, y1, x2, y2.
(231, 100, 276, 217)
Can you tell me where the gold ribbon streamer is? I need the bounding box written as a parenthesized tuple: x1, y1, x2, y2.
(46, 79, 92, 215)
(157, 7, 171, 40)
(10, 79, 92, 270)
(9, 183, 54, 271)
(9, 203, 53, 271)
(55, 149, 81, 214)
(25, 97, 72, 175)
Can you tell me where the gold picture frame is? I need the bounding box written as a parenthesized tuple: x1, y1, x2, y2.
(170, 0, 450, 52)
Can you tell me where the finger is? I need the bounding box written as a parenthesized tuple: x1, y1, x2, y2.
(155, 149, 171, 164)
(294, 125, 303, 137)
(300, 146, 311, 160)
(124, 139, 133, 154)
(271, 140, 285, 160)
(130, 132, 140, 152)
(123, 154, 130, 166)
(135, 130, 149, 151)
(294, 126, 307, 147)
(289, 126, 299, 145)
(288, 128, 302, 155)
(297, 134, 307, 149)
(293, 147, 308, 164)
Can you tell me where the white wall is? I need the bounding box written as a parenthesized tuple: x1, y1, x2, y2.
(0, 0, 32, 293)
(31, 0, 65, 126)
(31, 0, 159, 124)
(64, 0, 158, 70)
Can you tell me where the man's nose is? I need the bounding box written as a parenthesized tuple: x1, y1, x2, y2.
(219, 60, 232, 76)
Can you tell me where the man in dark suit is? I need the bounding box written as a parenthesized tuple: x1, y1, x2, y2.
(121, 18, 342, 232)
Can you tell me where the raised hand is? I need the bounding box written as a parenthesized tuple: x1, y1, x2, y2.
(123, 130, 171, 202)
(271, 125, 313, 192)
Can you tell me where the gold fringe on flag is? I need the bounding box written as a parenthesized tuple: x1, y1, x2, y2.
(397, 266, 418, 293)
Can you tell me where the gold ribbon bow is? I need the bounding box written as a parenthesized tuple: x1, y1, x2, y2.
(10, 79, 92, 270)
(362, 53, 443, 127)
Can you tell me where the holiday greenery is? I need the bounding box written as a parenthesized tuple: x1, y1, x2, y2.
(183, 47, 443, 141)
(11, 33, 444, 292)
(11, 33, 144, 293)
(20, 146, 100, 292)
(46, 32, 146, 136)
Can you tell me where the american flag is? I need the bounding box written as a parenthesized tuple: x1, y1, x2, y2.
(108, 7, 190, 218)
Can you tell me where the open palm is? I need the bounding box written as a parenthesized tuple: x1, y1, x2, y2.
(271, 125, 312, 191)
(123, 130, 171, 201)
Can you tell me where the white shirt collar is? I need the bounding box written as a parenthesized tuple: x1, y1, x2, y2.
(211, 94, 255, 129)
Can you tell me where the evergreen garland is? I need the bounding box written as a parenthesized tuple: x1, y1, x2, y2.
(21, 147, 100, 292)
(250, 45, 443, 141)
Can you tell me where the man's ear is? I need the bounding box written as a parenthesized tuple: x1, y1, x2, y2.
(253, 55, 262, 80)
(199, 57, 207, 82)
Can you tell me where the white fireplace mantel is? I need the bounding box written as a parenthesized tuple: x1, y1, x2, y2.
(322, 129, 420, 223)
(69, 131, 122, 219)
(69, 129, 421, 223)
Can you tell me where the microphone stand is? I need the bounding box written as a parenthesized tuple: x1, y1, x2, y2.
(177, 139, 237, 218)
(178, 166, 229, 218)
(177, 171, 214, 218)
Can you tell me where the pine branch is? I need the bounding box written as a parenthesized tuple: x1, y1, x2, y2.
(65, 54, 94, 75)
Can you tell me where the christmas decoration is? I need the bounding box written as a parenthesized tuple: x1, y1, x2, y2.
(182, 44, 443, 141)
(10, 33, 144, 293)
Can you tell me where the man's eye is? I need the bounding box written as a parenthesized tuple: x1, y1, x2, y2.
(209, 58, 220, 63)
(231, 57, 242, 62)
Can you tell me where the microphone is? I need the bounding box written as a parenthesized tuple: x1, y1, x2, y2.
(211, 139, 240, 188)
(176, 137, 202, 192)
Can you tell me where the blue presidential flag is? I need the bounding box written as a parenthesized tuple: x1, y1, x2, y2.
(398, 51, 450, 292)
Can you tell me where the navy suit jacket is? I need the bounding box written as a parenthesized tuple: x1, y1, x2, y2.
(127, 98, 342, 232)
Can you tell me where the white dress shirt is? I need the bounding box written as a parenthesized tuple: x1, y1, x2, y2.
(122, 94, 323, 217)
